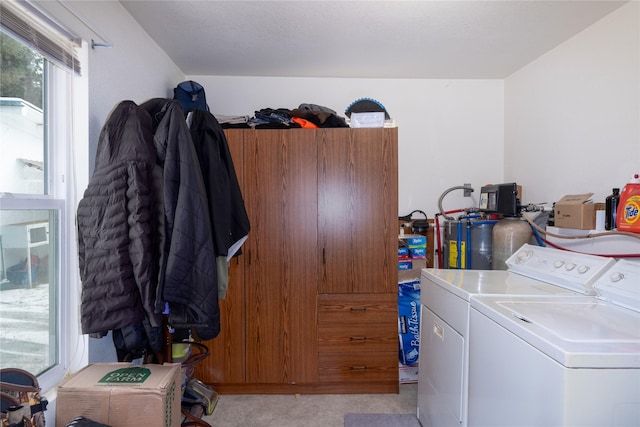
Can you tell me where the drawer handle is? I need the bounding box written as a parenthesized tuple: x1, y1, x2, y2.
(350, 336, 367, 341)
(350, 307, 367, 312)
(350, 366, 367, 371)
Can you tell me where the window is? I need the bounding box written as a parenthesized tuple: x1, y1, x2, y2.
(0, 31, 62, 379)
(0, 35, 45, 195)
(1, 3, 85, 393)
(0, 209, 58, 375)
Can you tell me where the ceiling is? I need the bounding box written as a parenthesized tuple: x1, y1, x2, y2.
(119, 1, 628, 79)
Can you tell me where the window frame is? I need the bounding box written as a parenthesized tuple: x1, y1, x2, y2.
(0, 45, 88, 393)
(0, 198, 66, 391)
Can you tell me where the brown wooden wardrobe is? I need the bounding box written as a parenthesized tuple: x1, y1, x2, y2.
(194, 127, 399, 394)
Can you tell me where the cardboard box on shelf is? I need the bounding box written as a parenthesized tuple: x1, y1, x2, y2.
(398, 258, 426, 282)
(398, 259, 413, 270)
(554, 193, 605, 230)
(398, 245, 410, 259)
(400, 235, 427, 248)
(56, 363, 182, 427)
(399, 233, 428, 267)
(409, 246, 426, 259)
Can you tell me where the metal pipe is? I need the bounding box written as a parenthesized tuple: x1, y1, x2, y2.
(438, 185, 475, 220)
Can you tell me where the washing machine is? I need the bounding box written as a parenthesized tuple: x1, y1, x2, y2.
(417, 245, 616, 427)
(467, 257, 640, 427)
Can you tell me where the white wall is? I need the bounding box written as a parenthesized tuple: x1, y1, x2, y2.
(191, 76, 505, 217)
(34, 1, 185, 172)
(505, 1, 640, 206)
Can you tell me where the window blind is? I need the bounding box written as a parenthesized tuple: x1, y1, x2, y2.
(0, 1, 81, 75)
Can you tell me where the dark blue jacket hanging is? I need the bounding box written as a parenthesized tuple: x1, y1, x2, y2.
(141, 98, 220, 340)
(188, 109, 250, 260)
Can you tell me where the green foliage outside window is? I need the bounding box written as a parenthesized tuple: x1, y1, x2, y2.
(0, 32, 43, 108)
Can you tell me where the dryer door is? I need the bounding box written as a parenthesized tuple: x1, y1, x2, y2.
(418, 305, 464, 426)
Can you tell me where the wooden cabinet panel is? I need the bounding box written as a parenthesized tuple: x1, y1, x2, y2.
(318, 352, 398, 383)
(318, 323, 397, 353)
(318, 128, 398, 294)
(317, 293, 397, 323)
(243, 129, 319, 384)
(318, 293, 398, 384)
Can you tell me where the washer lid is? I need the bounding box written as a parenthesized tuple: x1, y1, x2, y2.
(471, 295, 640, 368)
(421, 268, 577, 302)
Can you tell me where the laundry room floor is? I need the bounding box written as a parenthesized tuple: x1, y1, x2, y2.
(201, 382, 418, 427)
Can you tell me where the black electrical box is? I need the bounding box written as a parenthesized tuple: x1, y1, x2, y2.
(479, 183, 520, 217)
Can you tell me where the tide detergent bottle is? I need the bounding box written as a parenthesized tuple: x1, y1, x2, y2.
(617, 173, 640, 233)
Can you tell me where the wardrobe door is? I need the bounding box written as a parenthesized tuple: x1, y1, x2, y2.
(318, 128, 398, 294)
(243, 129, 319, 384)
(194, 129, 246, 384)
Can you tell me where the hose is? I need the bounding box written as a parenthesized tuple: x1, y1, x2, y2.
(522, 214, 640, 258)
(438, 185, 475, 220)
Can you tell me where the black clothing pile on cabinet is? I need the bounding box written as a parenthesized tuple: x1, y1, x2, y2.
(77, 98, 250, 361)
(250, 104, 348, 129)
(212, 103, 349, 129)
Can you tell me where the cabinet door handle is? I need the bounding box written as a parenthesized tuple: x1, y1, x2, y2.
(350, 366, 367, 371)
(350, 307, 367, 312)
(322, 248, 326, 264)
(350, 336, 367, 341)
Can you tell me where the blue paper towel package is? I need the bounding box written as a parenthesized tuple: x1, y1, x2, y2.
(398, 279, 421, 366)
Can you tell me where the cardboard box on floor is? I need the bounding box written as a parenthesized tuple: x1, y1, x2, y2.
(398, 258, 427, 282)
(56, 363, 182, 427)
(399, 363, 418, 384)
(554, 193, 604, 230)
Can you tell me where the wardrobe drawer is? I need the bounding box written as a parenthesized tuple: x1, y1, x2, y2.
(318, 323, 397, 352)
(318, 293, 397, 326)
(318, 352, 398, 383)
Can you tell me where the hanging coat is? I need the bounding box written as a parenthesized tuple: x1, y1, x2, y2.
(77, 100, 164, 335)
(187, 110, 251, 300)
(188, 109, 250, 259)
(141, 98, 220, 340)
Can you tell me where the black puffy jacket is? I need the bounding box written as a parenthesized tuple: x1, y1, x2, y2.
(77, 101, 164, 335)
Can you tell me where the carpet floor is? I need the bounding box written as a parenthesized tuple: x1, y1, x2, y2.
(344, 413, 421, 427)
(201, 383, 418, 427)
